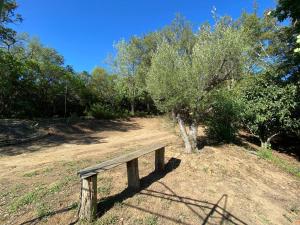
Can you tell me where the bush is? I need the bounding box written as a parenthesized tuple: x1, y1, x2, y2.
(204, 89, 241, 142)
(88, 104, 129, 119)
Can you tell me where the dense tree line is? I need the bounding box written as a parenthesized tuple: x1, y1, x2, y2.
(0, 0, 299, 151)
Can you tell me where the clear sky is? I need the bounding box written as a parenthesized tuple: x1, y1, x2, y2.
(13, 0, 277, 73)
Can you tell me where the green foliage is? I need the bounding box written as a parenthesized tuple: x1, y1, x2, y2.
(89, 103, 129, 119)
(204, 88, 242, 142)
(238, 73, 299, 146)
(147, 15, 251, 120)
(0, 0, 22, 47)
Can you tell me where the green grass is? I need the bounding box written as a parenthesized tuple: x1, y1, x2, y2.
(23, 170, 39, 177)
(8, 174, 77, 214)
(95, 214, 118, 225)
(23, 167, 54, 177)
(257, 148, 300, 178)
(144, 215, 158, 225)
(97, 183, 112, 196)
(9, 186, 46, 213)
(48, 175, 75, 193)
(97, 177, 113, 196)
(36, 202, 52, 217)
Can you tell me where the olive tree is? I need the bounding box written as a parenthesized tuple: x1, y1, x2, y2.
(147, 18, 251, 153)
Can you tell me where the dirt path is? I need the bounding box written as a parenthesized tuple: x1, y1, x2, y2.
(0, 117, 177, 178)
(0, 117, 299, 225)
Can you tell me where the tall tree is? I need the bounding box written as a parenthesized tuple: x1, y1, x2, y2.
(147, 16, 251, 152)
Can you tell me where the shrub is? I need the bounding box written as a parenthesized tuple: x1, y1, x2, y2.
(88, 104, 129, 119)
(204, 88, 242, 142)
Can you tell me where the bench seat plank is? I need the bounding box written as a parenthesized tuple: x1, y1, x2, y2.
(78, 143, 165, 177)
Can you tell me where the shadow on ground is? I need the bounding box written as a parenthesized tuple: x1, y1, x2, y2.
(197, 130, 300, 161)
(19, 204, 78, 225)
(0, 119, 141, 156)
(95, 157, 247, 225)
(18, 157, 248, 225)
(238, 132, 300, 160)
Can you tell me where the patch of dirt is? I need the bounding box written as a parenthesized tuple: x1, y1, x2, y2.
(0, 117, 299, 225)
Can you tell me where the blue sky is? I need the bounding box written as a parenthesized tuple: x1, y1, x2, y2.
(13, 0, 277, 73)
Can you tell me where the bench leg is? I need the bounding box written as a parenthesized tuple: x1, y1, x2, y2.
(79, 174, 97, 222)
(155, 147, 165, 172)
(127, 158, 140, 190)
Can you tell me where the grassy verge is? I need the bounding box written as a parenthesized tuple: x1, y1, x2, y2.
(257, 148, 300, 178)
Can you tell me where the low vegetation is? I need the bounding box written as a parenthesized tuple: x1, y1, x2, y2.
(257, 148, 300, 178)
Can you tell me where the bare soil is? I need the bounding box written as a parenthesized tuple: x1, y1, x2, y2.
(0, 117, 299, 225)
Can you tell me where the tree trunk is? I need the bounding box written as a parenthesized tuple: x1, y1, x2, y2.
(146, 102, 150, 114)
(261, 141, 269, 149)
(130, 100, 135, 116)
(188, 121, 198, 150)
(261, 133, 279, 149)
(177, 114, 192, 153)
(171, 109, 176, 122)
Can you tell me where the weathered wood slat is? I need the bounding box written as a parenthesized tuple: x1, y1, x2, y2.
(78, 143, 165, 177)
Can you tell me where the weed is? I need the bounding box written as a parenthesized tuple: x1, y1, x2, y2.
(95, 214, 118, 225)
(257, 148, 273, 160)
(131, 218, 143, 225)
(1, 183, 25, 199)
(42, 167, 53, 173)
(49, 182, 63, 193)
(257, 149, 300, 178)
(203, 167, 209, 173)
(70, 202, 79, 210)
(144, 215, 158, 225)
(24, 167, 55, 177)
(113, 201, 123, 210)
(9, 186, 46, 213)
(290, 205, 300, 214)
(36, 202, 52, 217)
(97, 183, 112, 196)
(23, 170, 39, 177)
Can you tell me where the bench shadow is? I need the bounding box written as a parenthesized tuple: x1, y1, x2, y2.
(96, 157, 247, 225)
(96, 157, 181, 217)
(133, 183, 248, 225)
(19, 203, 78, 225)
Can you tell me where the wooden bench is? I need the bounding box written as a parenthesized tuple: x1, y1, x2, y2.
(77, 143, 166, 221)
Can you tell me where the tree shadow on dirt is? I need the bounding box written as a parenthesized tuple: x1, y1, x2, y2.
(0, 119, 141, 156)
(19, 203, 78, 225)
(237, 132, 300, 161)
(135, 186, 247, 225)
(197, 130, 300, 161)
(94, 157, 247, 225)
